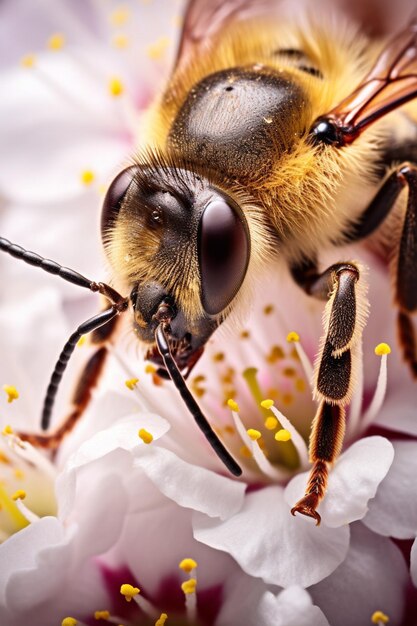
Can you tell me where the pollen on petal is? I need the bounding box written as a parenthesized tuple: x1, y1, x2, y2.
(80, 170, 95, 186)
(47, 33, 66, 51)
(179, 558, 197, 573)
(181, 579, 197, 595)
(12, 489, 26, 501)
(260, 399, 274, 410)
(371, 611, 389, 624)
(264, 416, 278, 430)
(138, 429, 153, 444)
(3, 385, 19, 403)
(145, 364, 157, 374)
(120, 584, 140, 602)
(109, 7, 130, 26)
(375, 343, 391, 356)
(275, 429, 291, 442)
(227, 398, 239, 412)
(108, 77, 124, 97)
(125, 378, 139, 390)
(247, 428, 261, 441)
(62, 619, 77, 626)
(286, 331, 300, 343)
(155, 614, 168, 626)
(2, 425, 14, 435)
(20, 54, 36, 68)
(112, 33, 130, 48)
(94, 610, 110, 620)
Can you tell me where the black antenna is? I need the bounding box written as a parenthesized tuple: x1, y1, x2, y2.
(155, 320, 242, 477)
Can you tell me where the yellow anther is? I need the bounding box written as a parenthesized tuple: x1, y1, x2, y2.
(286, 331, 300, 343)
(240, 330, 250, 339)
(2, 425, 14, 435)
(94, 610, 110, 620)
(110, 7, 130, 26)
(147, 36, 171, 61)
(227, 398, 239, 412)
(14, 468, 25, 480)
(3, 385, 19, 403)
(145, 364, 157, 374)
(181, 579, 197, 595)
(125, 378, 139, 390)
(283, 366, 296, 378)
(213, 352, 225, 362)
(120, 584, 140, 602)
(371, 611, 389, 624)
(80, 170, 95, 186)
(112, 33, 129, 48)
(155, 614, 168, 626)
(108, 77, 124, 97)
(260, 399, 274, 410)
(247, 428, 261, 441)
(266, 345, 285, 363)
(77, 336, 86, 347)
(12, 489, 26, 501)
(179, 558, 197, 572)
(47, 33, 66, 51)
(282, 392, 294, 406)
(0, 451, 10, 464)
(138, 428, 153, 444)
(275, 429, 291, 442)
(375, 343, 391, 356)
(20, 54, 36, 68)
(240, 445, 252, 459)
(295, 378, 306, 392)
(62, 619, 77, 626)
(224, 425, 235, 435)
(264, 416, 278, 430)
(263, 304, 274, 315)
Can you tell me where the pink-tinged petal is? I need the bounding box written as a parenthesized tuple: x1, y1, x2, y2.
(193, 486, 349, 588)
(363, 441, 417, 539)
(285, 436, 394, 527)
(374, 388, 417, 437)
(310, 523, 408, 626)
(257, 587, 330, 626)
(134, 447, 246, 520)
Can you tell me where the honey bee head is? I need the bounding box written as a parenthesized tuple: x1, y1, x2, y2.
(101, 162, 251, 371)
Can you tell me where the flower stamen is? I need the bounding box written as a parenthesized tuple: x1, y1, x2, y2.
(286, 331, 314, 381)
(261, 400, 309, 468)
(371, 610, 389, 624)
(120, 584, 159, 619)
(359, 343, 391, 433)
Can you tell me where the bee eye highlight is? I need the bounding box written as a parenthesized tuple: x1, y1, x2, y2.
(198, 199, 250, 316)
(101, 166, 138, 240)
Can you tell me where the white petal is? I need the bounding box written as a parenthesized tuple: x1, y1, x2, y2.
(194, 486, 349, 588)
(364, 441, 417, 539)
(285, 436, 394, 527)
(310, 523, 408, 626)
(410, 536, 417, 588)
(258, 587, 330, 626)
(134, 447, 246, 520)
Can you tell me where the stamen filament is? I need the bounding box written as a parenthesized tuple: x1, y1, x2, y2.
(359, 346, 390, 433)
(267, 403, 309, 468)
(0, 484, 29, 529)
(286, 332, 314, 382)
(15, 498, 40, 524)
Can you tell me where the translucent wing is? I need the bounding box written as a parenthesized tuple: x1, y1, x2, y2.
(312, 15, 417, 146)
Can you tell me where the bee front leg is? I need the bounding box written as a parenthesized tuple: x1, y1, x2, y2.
(290, 261, 367, 524)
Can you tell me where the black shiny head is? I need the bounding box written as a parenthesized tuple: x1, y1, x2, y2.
(309, 117, 345, 147)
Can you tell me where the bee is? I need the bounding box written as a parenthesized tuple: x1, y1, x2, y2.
(1, 0, 417, 523)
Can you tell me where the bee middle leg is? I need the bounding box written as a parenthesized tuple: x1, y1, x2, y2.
(289, 260, 365, 524)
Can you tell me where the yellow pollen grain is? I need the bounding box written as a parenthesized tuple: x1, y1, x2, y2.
(120, 584, 140, 601)
(0, 451, 10, 464)
(62, 619, 78, 626)
(295, 378, 306, 392)
(224, 425, 236, 435)
(282, 392, 294, 406)
(155, 613, 168, 626)
(179, 557, 197, 572)
(12, 489, 26, 501)
(125, 378, 139, 390)
(145, 364, 157, 374)
(77, 335, 86, 347)
(240, 330, 250, 339)
(247, 428, 261, 441)
(240, 445, 252, 458)
(375, 343, 391, 356)
(263, 304, 274, 315)
(3, 385, 19, 403)
(260, 399, 274, 410)
(13, 468, 25, 480)
(110, 7, 130, 26)
(2, 425, 13, 435)
(283, 366, 296, 378)
(181, 578, 197, 595)
(112, 33, 130, 48)
(213, 352, 225, 362)
(147, 36, 171, 60)
(275, 429, 291, 442)
(266, 345, 285, 363)
(227, 398, 239, 412)
(371, 611, 389, 624)
(47, 33, 66, 51)
(108, 76, 124, 97)
(138, 428, 153, 444)
(286, 331, 300, 343)
(20, 53, 36, 68)
(94, 610, 110, 620)
(264, 416, 278, 430)
(80, 170, 95, 186)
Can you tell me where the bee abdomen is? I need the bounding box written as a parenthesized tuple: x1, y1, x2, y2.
(168, 67, 309, 181)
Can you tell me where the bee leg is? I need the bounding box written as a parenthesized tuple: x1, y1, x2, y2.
(343, 163, 417, 377)
(290, 262, 364, 524)
(20, 311, 121, 450)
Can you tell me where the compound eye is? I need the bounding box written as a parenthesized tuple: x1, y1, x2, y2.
(101, 166, 138, 241)
(198, 199, 250, 316)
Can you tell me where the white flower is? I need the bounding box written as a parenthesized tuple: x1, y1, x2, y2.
(1, 1, 417, 626)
